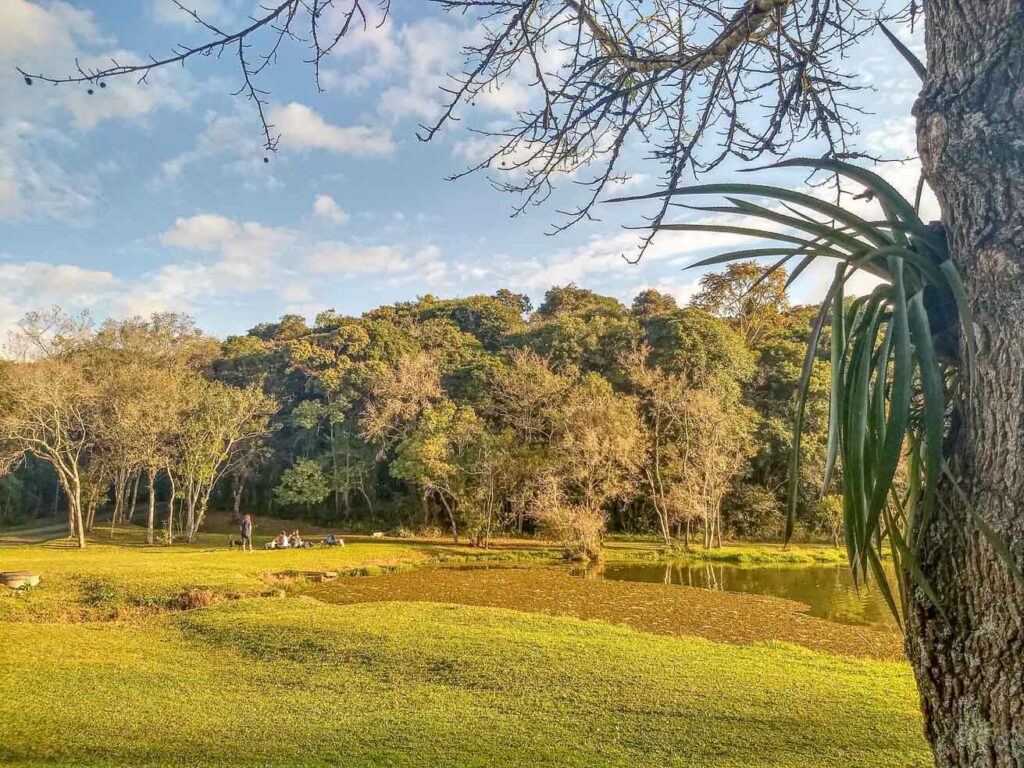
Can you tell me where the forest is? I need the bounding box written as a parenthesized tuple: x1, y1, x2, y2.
(0, 263, 839, 556)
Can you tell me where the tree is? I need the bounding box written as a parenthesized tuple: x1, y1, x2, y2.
(0, 359, 98, 548)
(20, 1, 1024, 754)
(631, 290, 678, 319)
(815, 495, 844, 548)
(90, 315, 213, 544)
(623, 345, 699, 545)
(552, 373, 641, 531)
(676, 387, 756, 549)
(275, 458, 331, 509)
(360, 353, 444, 450)
(391, 401, 512, 546)
(642, 308, 754, 387)
(171, 379, 275, 543)
(691, 262, 789, 347)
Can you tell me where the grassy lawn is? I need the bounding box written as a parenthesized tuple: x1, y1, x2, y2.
(0, 536, 435, 622)
(603, 539, 848, 565)
(0, 527, 556, 622)
(0, 534, 928, 766)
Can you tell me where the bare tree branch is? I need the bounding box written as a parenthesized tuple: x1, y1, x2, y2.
(18, 0, 907, 254)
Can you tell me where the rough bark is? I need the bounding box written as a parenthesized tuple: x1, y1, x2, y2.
(67, 476, 85, 549)
(232, 474, 245, 522)
(146, 467, 157, 546)
(911, 2, 1024, 765)
(128, 471, 140, 524)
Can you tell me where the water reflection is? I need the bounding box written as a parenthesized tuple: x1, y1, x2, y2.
(575, 561, 898, 631)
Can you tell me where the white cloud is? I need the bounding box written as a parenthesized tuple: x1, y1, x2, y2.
(2, 0, 102, 66)
(306, 243, 409, 275)
(160, 214, 294, 280)
(123, 213, 299, 316)
(377, 20, 471, 121)
(1, 0, 189, 221)
(323, 16, 530, 123)
(281, 282, 313, 302)
(866, 117, 918, 159)
(313, 194, 350, 225)
(4, 2, 187, 129)
(305, 241, 447, 285)
(0, 261, 120, 344)
(160, 111, 274, 185)
(58, 50, 189, 130)
(269, 103, 394, 157)
(0, 262, 118, 302)
(0, 124, 97, 221)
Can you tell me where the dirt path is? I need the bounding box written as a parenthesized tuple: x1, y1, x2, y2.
(308, 565, 905, 660)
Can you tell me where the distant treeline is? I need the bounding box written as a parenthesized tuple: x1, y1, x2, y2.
(0, 263, 840, 555)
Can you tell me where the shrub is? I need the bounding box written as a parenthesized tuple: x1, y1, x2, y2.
(531, 479, 605, 561)
(170, 588, 217, 611)
(723, 484, 783, 540)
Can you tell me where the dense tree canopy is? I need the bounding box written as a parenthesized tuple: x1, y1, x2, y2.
(0, 269, 833, 553)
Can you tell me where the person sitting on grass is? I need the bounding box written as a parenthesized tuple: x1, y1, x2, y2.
(274, 530, 290, 549)
(290, 529, 304, 548)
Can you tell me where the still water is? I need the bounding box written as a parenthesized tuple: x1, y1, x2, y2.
(576, 561, 898, 630)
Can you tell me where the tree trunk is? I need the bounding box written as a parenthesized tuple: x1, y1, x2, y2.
(113, 470, 126, 524)
(127, 471, 140, 524)
(166, 471, 176, 545)
(232, 474, 245, 522)
(68, 477, 85, 549)
(146, 468, 157, 546)
(910, 2, 1024, 764)
(437, 492, 459, 545)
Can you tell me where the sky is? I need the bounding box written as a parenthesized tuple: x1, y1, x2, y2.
(0, 0, 933, 341)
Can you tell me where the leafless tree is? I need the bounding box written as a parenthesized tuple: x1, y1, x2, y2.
(20, 0, 885, 250)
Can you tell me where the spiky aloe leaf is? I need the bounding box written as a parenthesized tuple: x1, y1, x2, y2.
(614, 159, 1007, 625)
(785, 279, 838, 541)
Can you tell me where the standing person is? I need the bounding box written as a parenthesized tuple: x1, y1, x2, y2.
(240, 514, 253, 553)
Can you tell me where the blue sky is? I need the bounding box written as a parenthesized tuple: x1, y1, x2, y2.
(0, 0, 931, 340)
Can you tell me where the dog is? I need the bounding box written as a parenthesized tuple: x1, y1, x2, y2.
(227, 536, 243, 550)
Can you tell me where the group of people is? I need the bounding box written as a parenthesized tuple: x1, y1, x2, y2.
(237, 514, 311, 551)
(267, 529, 309, 550)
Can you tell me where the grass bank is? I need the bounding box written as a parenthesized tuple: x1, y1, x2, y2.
(0, 598, 927, 767)
(310, 565, 902, 660)
(604, 540, 847, 565)
(0, 534, 926, 766)
(0, 533, 438, 622)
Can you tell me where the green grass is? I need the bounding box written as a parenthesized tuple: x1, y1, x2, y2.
(604, 540, 847, 566)
(0, 535, 928, 766)
(0, 598, 928, 767)
(0, 535, 438, 621)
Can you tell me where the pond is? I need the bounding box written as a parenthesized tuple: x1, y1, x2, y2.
(574, 561, 898, 630)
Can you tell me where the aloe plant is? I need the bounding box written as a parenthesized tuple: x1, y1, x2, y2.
(612, 158, 980, 627)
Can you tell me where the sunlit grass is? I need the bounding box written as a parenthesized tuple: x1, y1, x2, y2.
(0, 598, 928, 767)
(0, 535, 926, 766)
(604, 540, 847, 565)
(0, 534, 435, 621)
